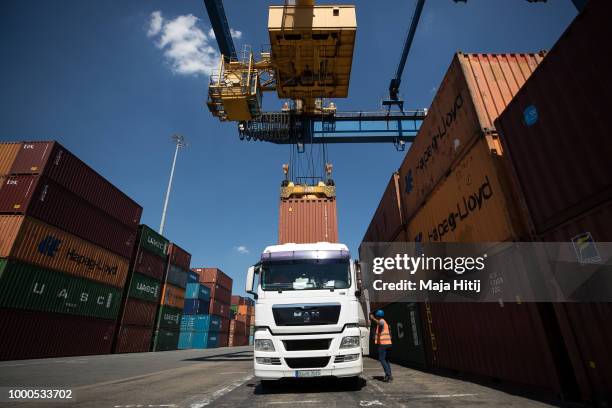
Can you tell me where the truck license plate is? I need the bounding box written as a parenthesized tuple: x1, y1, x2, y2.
(295, 370, 321, 378)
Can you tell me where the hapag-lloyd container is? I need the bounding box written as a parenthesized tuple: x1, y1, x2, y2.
(0, 308, 116, 360)
(398, 52, 544, 223)
(120, 298, 158, 327)
(9, 141, 142, 228)
(362, 173, 404, 243)
(278, 198, 339, 244)
(406, 137, 525, 243)
(127, 273, 162, 303)
(137, 225, 169, 260)
(0, 175, 137, 258)
(0, 142, 20, 176)
(114, 326, 153, 353)
(168, 243, 191, 271)
(132, 248, 166, 281)
(181, 314, 221, 332)
(161, 283, 185, 309)
(203, 282, 232, 305)
(165, 264, 189, 289)
(0, 215, 130, 288)
(151, 329, 180, 351)
(0, 259, 122, 320)
(156, 305, 182, 330)
(195, 267, 233, 291)
(185, 283, 211, 301)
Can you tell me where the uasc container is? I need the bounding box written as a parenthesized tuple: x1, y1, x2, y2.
(128, 273, 162, 303)
(156, 305, 183, 330)
(137, 225, 169, 260)
(0, 215, 130, 288)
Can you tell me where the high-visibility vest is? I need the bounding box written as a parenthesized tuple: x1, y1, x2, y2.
(375, 319, 392, 345)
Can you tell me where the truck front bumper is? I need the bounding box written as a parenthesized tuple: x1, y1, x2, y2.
(255, 357, 363, 379)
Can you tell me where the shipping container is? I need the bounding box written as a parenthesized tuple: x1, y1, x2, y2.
(217, 332, 228, 348)
(9, 141, 142, 228)
(278, 197, 338, 244)
(114, 326, 153, 354)
(0, 215, 129, 288)
(235, 313, 252, 326)
(219, 317, 230, 335)
(161, 283, 185, 309)
(168, 243, 191, 271)
(376, 303, 427, 367)
(183, 299, 210, 315)
(120, 298, 157, 327)
(229, 319, 246, 336)
(127, 273, 162, 303)
(0, 259, 122, 320)
(203, 282, 232, 305)
(236, 304, 255, 316)
(187, 270, 199, 283)
(132, 248, 166, 281)
(181, 314, 221, 332)
(397, 52, 544, 224)
(151, 329, 180, 352)
(156, 305, 183, 330)
(209, 298, 231, 319)
(185, 283, 211, 301)
(0, 142, 21, 176)
(182, 331, 218, 349)
(137, 225, 169, 260)
(165, 264, 188, 289)
(194, 267, 233, 291)
(0, 308, 115, 360)
(406, 137, 525, 243)
(178, 330, 194, 349)
(231, 295, 254, 306)
(0, 175, 136, 258)
(363, 173, 404, 243)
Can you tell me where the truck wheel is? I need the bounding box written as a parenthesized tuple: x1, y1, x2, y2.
(260, 379, 275, 390)
(344, 376, 362, 390)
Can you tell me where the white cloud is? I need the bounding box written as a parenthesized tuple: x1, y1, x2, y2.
(147, 10, 221, 76)
(230, 28, 242, 39)
(208, 28, 215, 39)
(234, 245, 249, 255)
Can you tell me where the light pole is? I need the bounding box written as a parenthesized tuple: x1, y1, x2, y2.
(159, 134, 186, 235)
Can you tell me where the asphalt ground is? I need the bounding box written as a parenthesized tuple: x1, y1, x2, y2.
(0, 347, 560, 407)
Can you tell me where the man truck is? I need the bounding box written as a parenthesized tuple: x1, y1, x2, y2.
(245, 242, 369, 383)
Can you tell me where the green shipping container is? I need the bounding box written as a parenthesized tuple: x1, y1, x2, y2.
(128, 272, 161, 303)
(138, 225, 169, 259)
(156, 305, 183, 330)
(151, 329, 180, 351)
(230, 304, 238, 313)
(0, 259, 121, 320)
(378, 302, 427, 368)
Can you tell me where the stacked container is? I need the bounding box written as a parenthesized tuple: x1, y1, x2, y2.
(178, 270, 217, 349)
(495, 1, 612, 403)
(151, 243, 191, 351)
(193, 267, 233, 347)
(0, 141, 142, 360)
(229, 296, 254, 347)
(113, 225, 168, 353)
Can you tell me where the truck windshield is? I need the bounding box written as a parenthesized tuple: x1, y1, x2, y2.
(261, 260, 350, 291)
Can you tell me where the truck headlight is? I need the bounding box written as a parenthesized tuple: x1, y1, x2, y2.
(254, 339, 275, 352)
(339, 336, 360, 349)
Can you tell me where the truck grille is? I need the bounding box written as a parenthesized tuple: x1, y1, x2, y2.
(283, 339, 331, 351)
(272, 303, 341, 326)
(284, 357, 330, 369)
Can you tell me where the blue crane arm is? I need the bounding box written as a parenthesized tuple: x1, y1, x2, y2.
(203, 0, 236, 60)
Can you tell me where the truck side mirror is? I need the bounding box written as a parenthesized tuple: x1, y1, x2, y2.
(355, 261, 363, 291)
(355, 290, 362, 298)
(246, 266, 256, 294)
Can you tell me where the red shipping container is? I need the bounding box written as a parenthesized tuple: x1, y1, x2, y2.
(231, 295, 254, 306)
(219, 317, 230, 335)
(113, 325, 153, 354)
(120, 298, 157, 327)
(0, 308, 115, 360)
(278, 198, 338, 244)
(194, 267, 233, 292)
(132, 249, 166, 281)
(209, 298, 230, 319)
(168, 243, 191, 271)
(229, 319, 246, 336)
(9, 141, 142, 228)
(235, 313, 252, 326)
(494, 1, 612, 237)
(0, 175, 136, 259)
(203, 282, 232, 305)
(362, 173, 404, 243)
(217, 332, 228, 348)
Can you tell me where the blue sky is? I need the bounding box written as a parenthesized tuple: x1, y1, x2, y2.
(0, 1, 576, 296)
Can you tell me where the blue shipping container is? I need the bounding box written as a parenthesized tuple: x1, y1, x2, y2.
(178, 331, 194, 349)
(179, 330, 217, 349)
(249, 335, 254, 346)
(180, 314, 221, 332)
(183, 299, 210, 315)
(185, 283, 211, 301)
(166, 264, 189, 289)
(187, 270, 199, 283)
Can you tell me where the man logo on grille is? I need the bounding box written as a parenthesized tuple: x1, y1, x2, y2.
(38, 235, 61, 257)
(571, 232, 601, 264)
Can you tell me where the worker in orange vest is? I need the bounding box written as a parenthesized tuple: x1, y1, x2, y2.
(370, 310, 393, 382)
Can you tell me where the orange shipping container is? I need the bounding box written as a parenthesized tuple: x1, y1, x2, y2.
(279, 198, 338, 244)
(0, 142, 21, 175)
(406, 137, 525, 243)
(161, 284, 185, 309)
(0, 215, 129, 287)
(398, 52, 544, 224)
(362, 173, 404, 244)
(236, 304, 255, 316)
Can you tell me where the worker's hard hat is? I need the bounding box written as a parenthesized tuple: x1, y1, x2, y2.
(375, 310, 384, 318)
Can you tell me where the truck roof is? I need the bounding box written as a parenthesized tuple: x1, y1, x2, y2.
(263, 242, 349, 254)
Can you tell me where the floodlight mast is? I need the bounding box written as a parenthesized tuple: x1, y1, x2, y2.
(159, 134, 186, 235)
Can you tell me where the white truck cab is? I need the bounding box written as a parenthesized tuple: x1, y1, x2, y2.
(246, 242, 369, 381)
